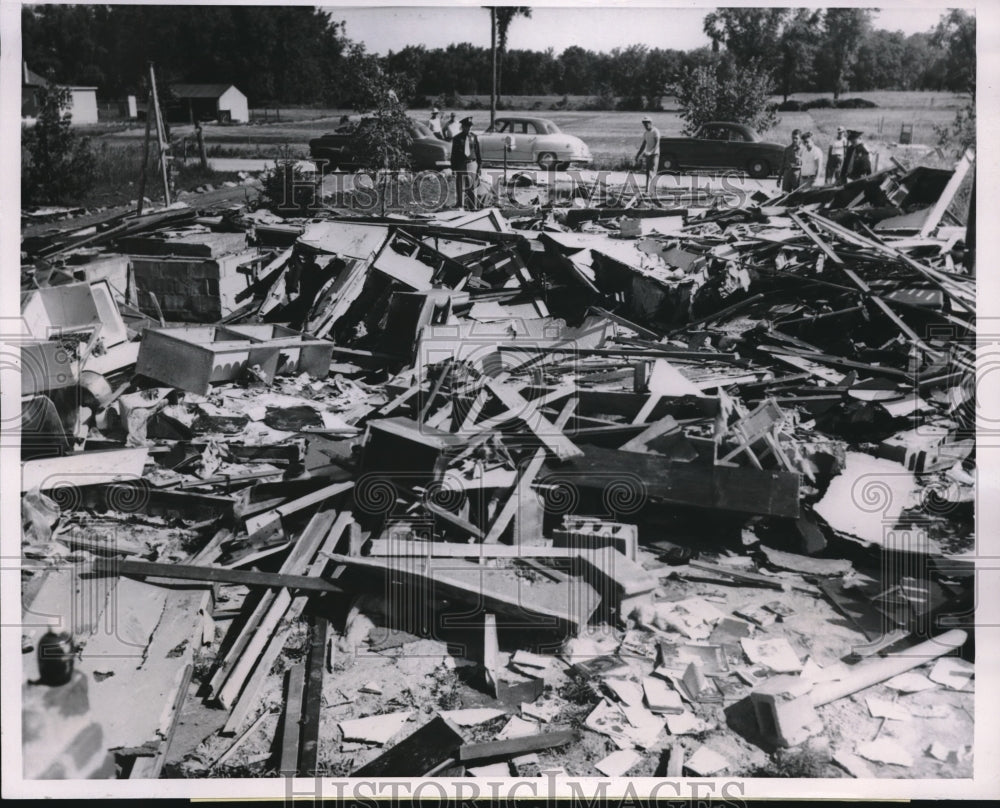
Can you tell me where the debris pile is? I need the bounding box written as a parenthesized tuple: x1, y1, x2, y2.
(20, 156, 975, 779)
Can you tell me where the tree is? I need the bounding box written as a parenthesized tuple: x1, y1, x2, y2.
(851, 29, 907, 91)
(22, 85, 95, 205)
(777, 8, 822, 101)
(816, 8, 873, 100)
(495, 6, 532, 97)
(703, 8, 789, 73)
(674, 56, 779, 135)
(640, 49, 683, 111)
(932, 9, 976, 95)
(932, 9, 976, 150)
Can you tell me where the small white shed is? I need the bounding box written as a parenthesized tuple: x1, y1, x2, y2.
(171, 83, 249, 124)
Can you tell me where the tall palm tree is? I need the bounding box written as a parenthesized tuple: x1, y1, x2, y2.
(495, 6, 531, 97)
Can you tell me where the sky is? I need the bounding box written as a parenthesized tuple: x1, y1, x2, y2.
(320, 4, 962, 56)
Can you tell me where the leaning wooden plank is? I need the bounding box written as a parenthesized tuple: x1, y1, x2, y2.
(243, 481, 354, 537)
(219, 516, 352, 735)
(22, 447, 149, 492)
(482, 398, 577, 544)
(918, 148, 974, 238)
(208, 506, 340, 697)
(550, 445, 801, 519)
(458, 730, 574, 762)
(589, 306, 661, 340)
(216, 513, 351, 710)
(278, 663, 306, 775)
(327, 553, 601, 634)
(211, 706, 276, 770)
(297, 616, 328, 776)
(484, 378, 582, 460)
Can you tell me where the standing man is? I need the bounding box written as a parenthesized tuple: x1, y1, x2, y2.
(841, 130, 872, 182)
(634, 115, 661, 193)
(799, 131, 824, 188)
(428, 107, 444, 139)
(780, 129, 803, 192)
(444, 113, 459, 141)
(451, 116, 482, 211)
(826, 125, 847, 184)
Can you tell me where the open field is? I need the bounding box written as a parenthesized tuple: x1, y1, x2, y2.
(74, 90, 965, 176)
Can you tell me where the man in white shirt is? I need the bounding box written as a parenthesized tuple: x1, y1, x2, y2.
(428, 108, 443, 139)
(634, 115, 661, 193)
(444, 113, 460, 141)
(799, 131, 824, 188)
(826, 125, 846, 184)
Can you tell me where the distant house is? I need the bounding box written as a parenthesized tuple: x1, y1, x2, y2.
(169, 84, 248, 124)
(22, 62, 99, 124)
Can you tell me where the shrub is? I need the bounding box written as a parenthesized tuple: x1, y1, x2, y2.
(777, 100, 803, 112)
(258, 159, 321, 217)
(22, 85, 96, 205)
(675, 58, 779, 135)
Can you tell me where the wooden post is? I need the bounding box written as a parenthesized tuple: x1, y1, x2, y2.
(490, 7, 497, 130)
(136, 89, 154, 217)
(149, 63, 172, 206)
(196, 121, 208, 170)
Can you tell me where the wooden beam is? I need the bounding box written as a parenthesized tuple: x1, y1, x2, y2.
(297, 616, 328, 776)
(424, 500, 485, 540)
(95, 559, 344, 594)
(278, 663, 306, 776)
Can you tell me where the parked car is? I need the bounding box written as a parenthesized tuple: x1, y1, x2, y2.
(479, 116, 592, 169)
(656, 122, 785, 178)
(309, 118, 450, 171)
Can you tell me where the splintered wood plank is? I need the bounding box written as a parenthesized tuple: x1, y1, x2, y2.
(482, 398, 576, 544)
(459, 730, 574, 761)
(484, 378, 583, 460)
(86, 583, 211, 752)
(278, 663, 306, 776)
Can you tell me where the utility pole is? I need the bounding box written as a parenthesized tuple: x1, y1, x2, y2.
(490, 7, 497, 130)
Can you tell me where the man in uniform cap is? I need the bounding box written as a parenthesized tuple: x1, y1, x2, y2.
(840, 130, 872, 183)
(633, 115, 661, 193)
(450, 116, 482, 210)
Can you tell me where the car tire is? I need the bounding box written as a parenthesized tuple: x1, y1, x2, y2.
(747, 158, 770, 179)
(660, 154, 680, 173)
(537, 152, 558, 170)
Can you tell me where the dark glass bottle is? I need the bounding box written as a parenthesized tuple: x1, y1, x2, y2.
(37, 627, 74, 686)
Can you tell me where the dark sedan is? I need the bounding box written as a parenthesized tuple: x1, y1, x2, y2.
(657, 122, 786, 178)
(309, 118, 450, 171)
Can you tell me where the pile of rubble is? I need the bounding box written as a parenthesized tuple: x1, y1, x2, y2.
(20, 156, 976, 780)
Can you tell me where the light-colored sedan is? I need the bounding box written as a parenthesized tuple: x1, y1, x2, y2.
(479, 116, 592, 169)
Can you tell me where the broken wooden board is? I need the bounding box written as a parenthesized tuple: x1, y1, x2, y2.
(298, 616, 328, 776)
(327, 553, 601, 633)
(458, 730, 574, 762)
(278, 664, 306, 776)
(546, 445, 800, 518)
(484, 377, 583, 461)
(94, 559, 344, 594)
(759, 546, 852, 576)
(22, 447, 150, 493)
(85, 581, 211, 754)
(351, 715, 466, 776)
